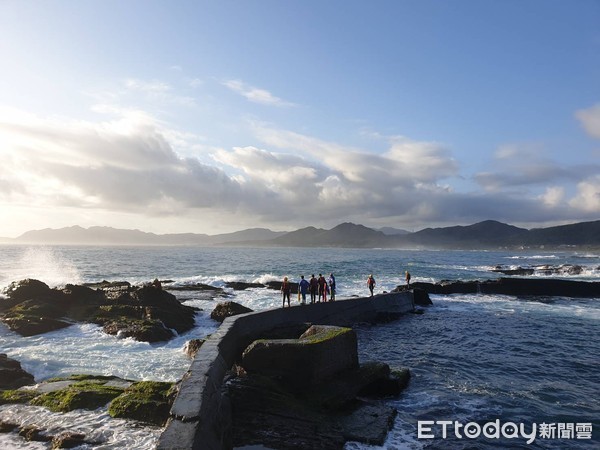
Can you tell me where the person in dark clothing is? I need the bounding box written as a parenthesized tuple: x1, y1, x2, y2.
(281, 276, 291, 307)
(309, 274, 318, 304)
(317, 274, 327, 302)
(367, 274, 376, 297)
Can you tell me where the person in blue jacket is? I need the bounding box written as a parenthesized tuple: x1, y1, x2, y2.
(298, 275, 309, 305)
(328, 273, 336, 301)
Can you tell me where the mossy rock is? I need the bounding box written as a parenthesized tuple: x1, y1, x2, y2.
(0, 389, 38, 405)
(108, 381, 177, 426)
(30, 380, 125, 413)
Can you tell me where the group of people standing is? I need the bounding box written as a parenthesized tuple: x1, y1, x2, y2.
(281, 273, 336, 307)
(281, 270, 412, 307)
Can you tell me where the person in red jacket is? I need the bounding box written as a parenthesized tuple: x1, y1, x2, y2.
(367, 274, 376, 297)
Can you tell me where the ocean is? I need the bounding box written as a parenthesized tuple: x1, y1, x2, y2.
(0, 245, 598, 449)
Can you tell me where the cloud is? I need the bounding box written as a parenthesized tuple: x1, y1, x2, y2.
(569, 175, 600, 212)
(474, 143, 600, 192)
(576, 104, 600, 139)
(123, 78, 197, 107)
(1, 105, 598, 235)
(222, 80, 295, 107)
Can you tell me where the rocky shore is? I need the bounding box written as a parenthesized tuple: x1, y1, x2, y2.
(0, 279, 198, 342)
(409, 277, 600, 298)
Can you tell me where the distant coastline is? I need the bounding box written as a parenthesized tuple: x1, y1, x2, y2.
(1, 220, 599, 250)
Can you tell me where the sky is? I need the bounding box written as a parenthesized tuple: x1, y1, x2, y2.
(0, 0, 599, 237)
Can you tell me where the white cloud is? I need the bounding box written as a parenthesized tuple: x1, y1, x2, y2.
(222, 79, 295, 107)
(576, 104, 600, 139)
(569, 175, 600, 212)
(540, 186, 565, 207)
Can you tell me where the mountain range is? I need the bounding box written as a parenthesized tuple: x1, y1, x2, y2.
(2, 220, 599, 249)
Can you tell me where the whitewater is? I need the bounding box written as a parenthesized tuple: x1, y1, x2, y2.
(0, 245, 599, 449)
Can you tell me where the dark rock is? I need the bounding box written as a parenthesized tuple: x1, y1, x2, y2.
(412, 288, 433, 306)
(242, 325, 358, 389)
(307, 361, 390, 409)
(164, 283, 222, 292)
(491, 266, 535, 276)
(0, 353, 35, 389)
(0, 278, 197, 342)
(0, 420, 19, 433)
(225, 281, 264, 290)
(359, 367, 411, 398)
(52, 431, 87, 449)
(19, 425, 52, 442)
(3, 279, 53, 302)
(266, 281, 299, 294)
(412, 277, 600, 298)
(210, 301, 253, 323)
(183, 338, 206, 358)
(339, 402, 397, 445)
(102, 318, 174, 342)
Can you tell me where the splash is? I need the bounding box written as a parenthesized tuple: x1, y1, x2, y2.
(0, 246, 83, 289)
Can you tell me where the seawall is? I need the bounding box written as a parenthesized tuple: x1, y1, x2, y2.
(157, 291, 415, 450)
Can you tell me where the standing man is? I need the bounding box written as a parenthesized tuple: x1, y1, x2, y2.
(405, 270, 411, 289)
(317, 274, 327, 302)
(298, 275, 309, 305)
(328, 273, 336, 301)
(309, 274, 318, 304)
(367, 274, 376, 297)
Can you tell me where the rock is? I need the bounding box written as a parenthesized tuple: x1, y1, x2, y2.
(210, 301, 253, 323)
(108, 381, 177, 426)
(52, 431, 87, 449)
(0, 420, 19, 433)
(491, 266, 535, 276)
(0, 278, 198, 342)
(242, 325, 358, 389)
(30, 377, 125, 413)
(18, 425, 52, 442)
(358, 367, 411, 398)
(412, 278, 600, 298)
(3, 279, 53, 303)
(266, 281, 299, 294)
(339, 402, 397, 445)
(225, 281, 264, 290)
(412, 288, 433, 306)
(307, 361, 391, 409)
(183, 338, 206, 358)
(0, 354, 35, 389)
(102, 318, 174, 342)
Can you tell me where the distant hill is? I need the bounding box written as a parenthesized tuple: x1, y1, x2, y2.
(5, 220, 600, 249)
(13, 226, 285, 246)
(398, 220, 529, 248)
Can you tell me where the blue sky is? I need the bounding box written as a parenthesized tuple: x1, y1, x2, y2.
(0, 0, 599, 237)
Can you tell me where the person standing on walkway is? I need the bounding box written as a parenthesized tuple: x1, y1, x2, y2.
(367, 274, 376, 297)
(281, 276, 291, 307)
(405, 270, 411, 289)
(309, 274, 318, 304)
(298, 275, 309, 305)
(328, 273, 336, 301)
(317, 274, 327, 302)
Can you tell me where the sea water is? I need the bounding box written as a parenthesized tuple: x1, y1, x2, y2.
(0, 245, 598, 448)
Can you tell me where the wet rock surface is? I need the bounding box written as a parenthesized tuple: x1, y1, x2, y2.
(0, 354, 35, 389)
(411, 277, 600, 298)
(210, 301, 253, 322)
(0, 279, 199, 342)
